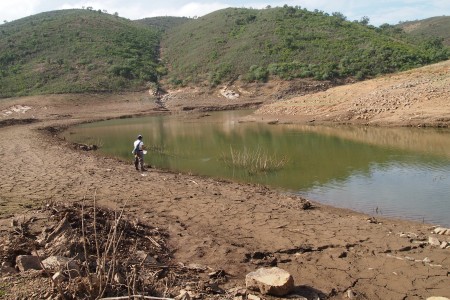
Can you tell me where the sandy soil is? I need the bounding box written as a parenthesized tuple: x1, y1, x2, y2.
(1, 63, 450, 299)
(251, 60, 450, 127)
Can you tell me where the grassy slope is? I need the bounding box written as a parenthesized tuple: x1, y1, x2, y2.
(1, 8, 448, 98)
(397, 16, 450, 46)
(161, 7, 449, 86)
(135, 16, 191, 32)
(0, 9, 161, 98)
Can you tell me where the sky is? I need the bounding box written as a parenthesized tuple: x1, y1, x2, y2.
(0, 0, 449, 26)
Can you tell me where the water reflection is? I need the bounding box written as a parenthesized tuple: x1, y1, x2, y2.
(64, 111, 450, 226)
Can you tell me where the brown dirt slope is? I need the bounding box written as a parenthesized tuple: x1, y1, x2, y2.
(253, 60, 450, 127)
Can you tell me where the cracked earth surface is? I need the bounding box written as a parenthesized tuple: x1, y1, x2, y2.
(0, 89, 449, 299)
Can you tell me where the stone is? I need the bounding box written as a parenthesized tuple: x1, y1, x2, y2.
(135, 250, 157, 264)
(1, 264, 18, 275)
(52, 271, 67, 284)
(16, 255, 42, 272)
(174, 290, 191, 300)
(42, 256, 80, 278)
(347, 289, 357, 299)
(1, 261, 12, 267)
(428, 236, 441, 246)
(440, 241, 449, 249)
(208, 269, 226, 278)
(423, 257, 432, 264)
(45, 214, 70, 244)
(186, 263, 207, 271)
(228, 287, 247, 297)
(426, 297, 450, 300)
(433, 227, 446, 235)
(245, 267, 294, 296)
(114, 273, 126, 285)
(248, 295, 261, 300)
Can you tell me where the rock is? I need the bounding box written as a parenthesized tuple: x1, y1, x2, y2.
(346, 289, 357, 299)
(399, 232, 418, 239)
(206, 282, 225, 294)
(114, 272, 126, 285)
(186, 263, 208, 271)
(228, 287, 247, 297)
(433, 227, 446, 234)
(42, 256, 80, 278)
(135, 250, 157, 264)
(1, 264, 18, 275)
(427, 297, 450, 300)
(220, 87, 240, 100)
(301, 201, 312, 210)
(16, 255, 42, 272)
(175, 290, 191, 300)
(423, 257, 432, 264)
(440, 241, 449, 249)
(209, 269, 226, 278)
(248, 294, 261, 300)
(52, 271, 66, 284)
(43, 214, 70, 244)
(412, 240, 428, 246)
(429, 236, 441, 246)
(246, 267, 294, 296)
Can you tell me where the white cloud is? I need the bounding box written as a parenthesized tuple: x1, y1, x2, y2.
(0, 0, 448, 25)
(0, 0, 41, 22)
(57, 1, 227, 19)
(144, 2, 228, 18)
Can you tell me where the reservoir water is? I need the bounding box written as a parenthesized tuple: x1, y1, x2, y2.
(64, 110, 450, 227)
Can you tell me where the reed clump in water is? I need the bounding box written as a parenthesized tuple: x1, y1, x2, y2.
(221, 146, 288, 174)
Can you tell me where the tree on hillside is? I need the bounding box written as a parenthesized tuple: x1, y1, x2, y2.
(359, 16, 370, 25)
(332, 12, 347, 21)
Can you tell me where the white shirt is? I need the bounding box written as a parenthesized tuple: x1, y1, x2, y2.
(134, 139, 143, 150)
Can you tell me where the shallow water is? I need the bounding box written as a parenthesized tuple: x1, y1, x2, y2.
(64, 110, 450, 226)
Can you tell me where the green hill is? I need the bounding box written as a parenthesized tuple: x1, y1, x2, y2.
(135, 16, 191, 32)
(0, 7, 449, 98)
(161, 6, 449, 87)
(397, 16, 450, 47)
(0, 9, 162, 98)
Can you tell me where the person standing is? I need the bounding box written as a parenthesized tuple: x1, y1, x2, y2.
(133, 134, 146, 171)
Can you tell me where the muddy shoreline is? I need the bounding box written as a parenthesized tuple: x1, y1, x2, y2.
(1, 84, 450, 299)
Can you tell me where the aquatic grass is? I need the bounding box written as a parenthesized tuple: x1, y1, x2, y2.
(148, 145, 168, 155)
(220, 145, 288, 174)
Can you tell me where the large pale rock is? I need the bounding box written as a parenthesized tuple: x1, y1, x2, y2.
(52, 271, 67, 284)
(427, 297, 450, 300)
(428, 236, 441, 246)
(16, 255, 42, 272)
(245, 267, 294, 296)
(42, 256, 80, 277)
(433, 227, 450, 235)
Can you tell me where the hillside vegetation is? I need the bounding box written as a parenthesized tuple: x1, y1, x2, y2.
(397, 16, 450, 47)
(162, 6, 449, 87)
(0, 9, 162, 98)
(0, 7, 449, 98)
(136, 16, 191, 32)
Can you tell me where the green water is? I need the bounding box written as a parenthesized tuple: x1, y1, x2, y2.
(64, 110, 450, 226)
